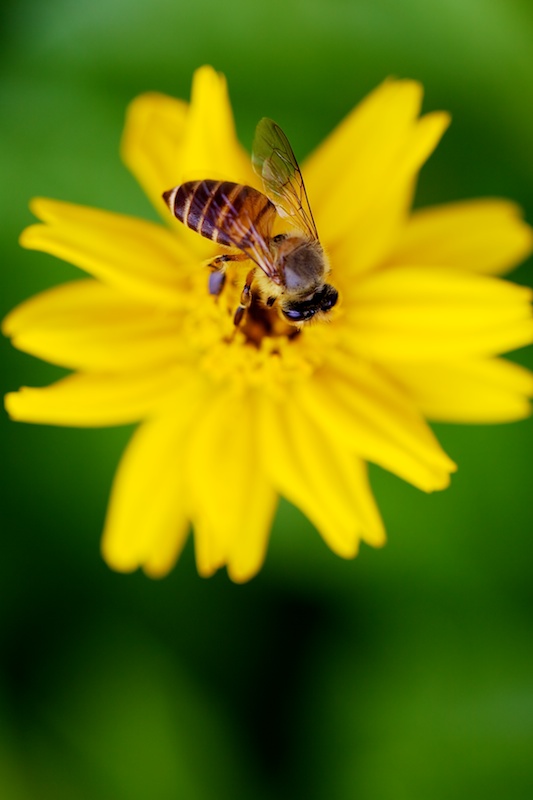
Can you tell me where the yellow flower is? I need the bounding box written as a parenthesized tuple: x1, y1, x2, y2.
(4, 66, 533, 582)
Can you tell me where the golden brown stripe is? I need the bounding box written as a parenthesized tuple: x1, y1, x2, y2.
(253, 196, 272, 227)
(199, 180, 223, 239)
(211, 182, 242, 244)
(185, 181, 213, 233)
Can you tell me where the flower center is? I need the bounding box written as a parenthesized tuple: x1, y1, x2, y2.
(179, 267, 335, 391)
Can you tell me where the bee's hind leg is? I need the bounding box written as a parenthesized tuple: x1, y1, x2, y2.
(233, 269, 256, 326)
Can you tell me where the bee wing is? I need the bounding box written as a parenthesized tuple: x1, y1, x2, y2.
(252, 118, 319, 241)
(164, 180, 281, 282)
(215, 184, 280, 281)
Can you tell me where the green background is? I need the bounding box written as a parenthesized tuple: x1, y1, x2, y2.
(1, 0, 533, 797)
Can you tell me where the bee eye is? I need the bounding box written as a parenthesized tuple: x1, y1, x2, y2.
(272, 233, 287, 244)
(281, 284, 338, 323)
(282, 306, 316, 322)
(319, 285, 338, 311)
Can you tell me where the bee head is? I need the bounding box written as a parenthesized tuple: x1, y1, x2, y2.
(281, 284, 338, 323)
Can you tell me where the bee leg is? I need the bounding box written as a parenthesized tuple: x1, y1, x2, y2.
(208, 270, 226, 297)
(207, 253, 248, 296)
(233, 269, 256, 326)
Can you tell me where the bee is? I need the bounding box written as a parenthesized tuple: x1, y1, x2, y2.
(162, 118, 338, 326)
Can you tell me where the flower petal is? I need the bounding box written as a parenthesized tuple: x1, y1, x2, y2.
(101, 379, 207, 575)
(294, 358, 456, 492)
(120, 91, 189, 220)
(304, 79, 450, 273)
(343, 266, 533, 361)
(5, 365, 190, 427)
(169, 66, 258, 256)
(191, 517, 228, 581)
(387, 358, 533, 423)
(178, 66, 256, 186)
(388, 199, 533, 276)
(20, 199, 195, 306)
(259, 390, 385, 556)
(121, 66, 256, 244)
(3, 279, 186, 371)
(186, 388, 278, 582)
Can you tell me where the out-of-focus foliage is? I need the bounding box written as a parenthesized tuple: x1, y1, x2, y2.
(1, 1, 532, 797)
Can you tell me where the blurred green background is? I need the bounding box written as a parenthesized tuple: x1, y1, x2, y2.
(1, 0, 533, 797)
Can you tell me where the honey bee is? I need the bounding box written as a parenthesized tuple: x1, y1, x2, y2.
(162, 118, 338, 326)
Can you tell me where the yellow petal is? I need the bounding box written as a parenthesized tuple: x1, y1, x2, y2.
(344, 266, 533, 361)
(120, 91, 189, 220)
(294, 358, 456, 491)
(192, 517, 228, 580)
(186, 388, 277, 582)
(305, 79, 423, 193)
(328, 112, 450, 278)
(20, 199, 194, 306)
(174, 66, 259, 256)
(121, 66, 256, 254)
(142, 531, 190, 579)
(227, 393, 279, 583)
(227, 483, 278, 583)
(387, 358, 533, 422)
(304, 78, 450, 272)
(388, 199, 533, 275)
(101, 382, 207, 575)
(259, 391, 385, 555)
(3, 279, 186, 371)
(5, 365, 188, 427)
(179, 66, 255, 186)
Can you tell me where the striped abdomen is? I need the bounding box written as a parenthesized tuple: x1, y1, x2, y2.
(162, 180, 276, 249)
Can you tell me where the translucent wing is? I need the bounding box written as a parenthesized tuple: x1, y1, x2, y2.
(164, 180, 281, 282)
(252, 118, 318, 241)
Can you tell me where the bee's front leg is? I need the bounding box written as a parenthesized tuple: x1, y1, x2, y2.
(207, 253, 248, 296)
(208, 269, 226, 296)
(233, 269, 256, 326)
